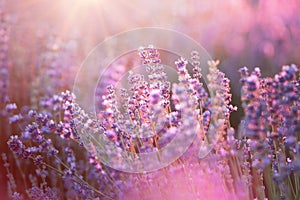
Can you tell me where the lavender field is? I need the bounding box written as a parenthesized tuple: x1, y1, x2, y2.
(1, 0, 300, 200)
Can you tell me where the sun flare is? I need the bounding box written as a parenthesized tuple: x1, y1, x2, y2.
(72, 0, 102, 5)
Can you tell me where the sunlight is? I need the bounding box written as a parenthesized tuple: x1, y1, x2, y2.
(73, 0, 101, 5)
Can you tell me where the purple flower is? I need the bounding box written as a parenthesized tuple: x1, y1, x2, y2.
(5, 103, 17, 112)
(8, 114, 23, 124)
(27, 187, 44, 200)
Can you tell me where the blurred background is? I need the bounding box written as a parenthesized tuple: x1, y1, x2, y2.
(1, 0, 300, 198)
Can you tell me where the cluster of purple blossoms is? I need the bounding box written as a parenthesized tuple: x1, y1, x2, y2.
(239, 64, 299, 199)
(4, 89, 118, 199)
(2, 44, 299, 200)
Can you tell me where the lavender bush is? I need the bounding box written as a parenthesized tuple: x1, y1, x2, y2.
(2, 43, 299, 199)
(1, 1, 300, 199)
